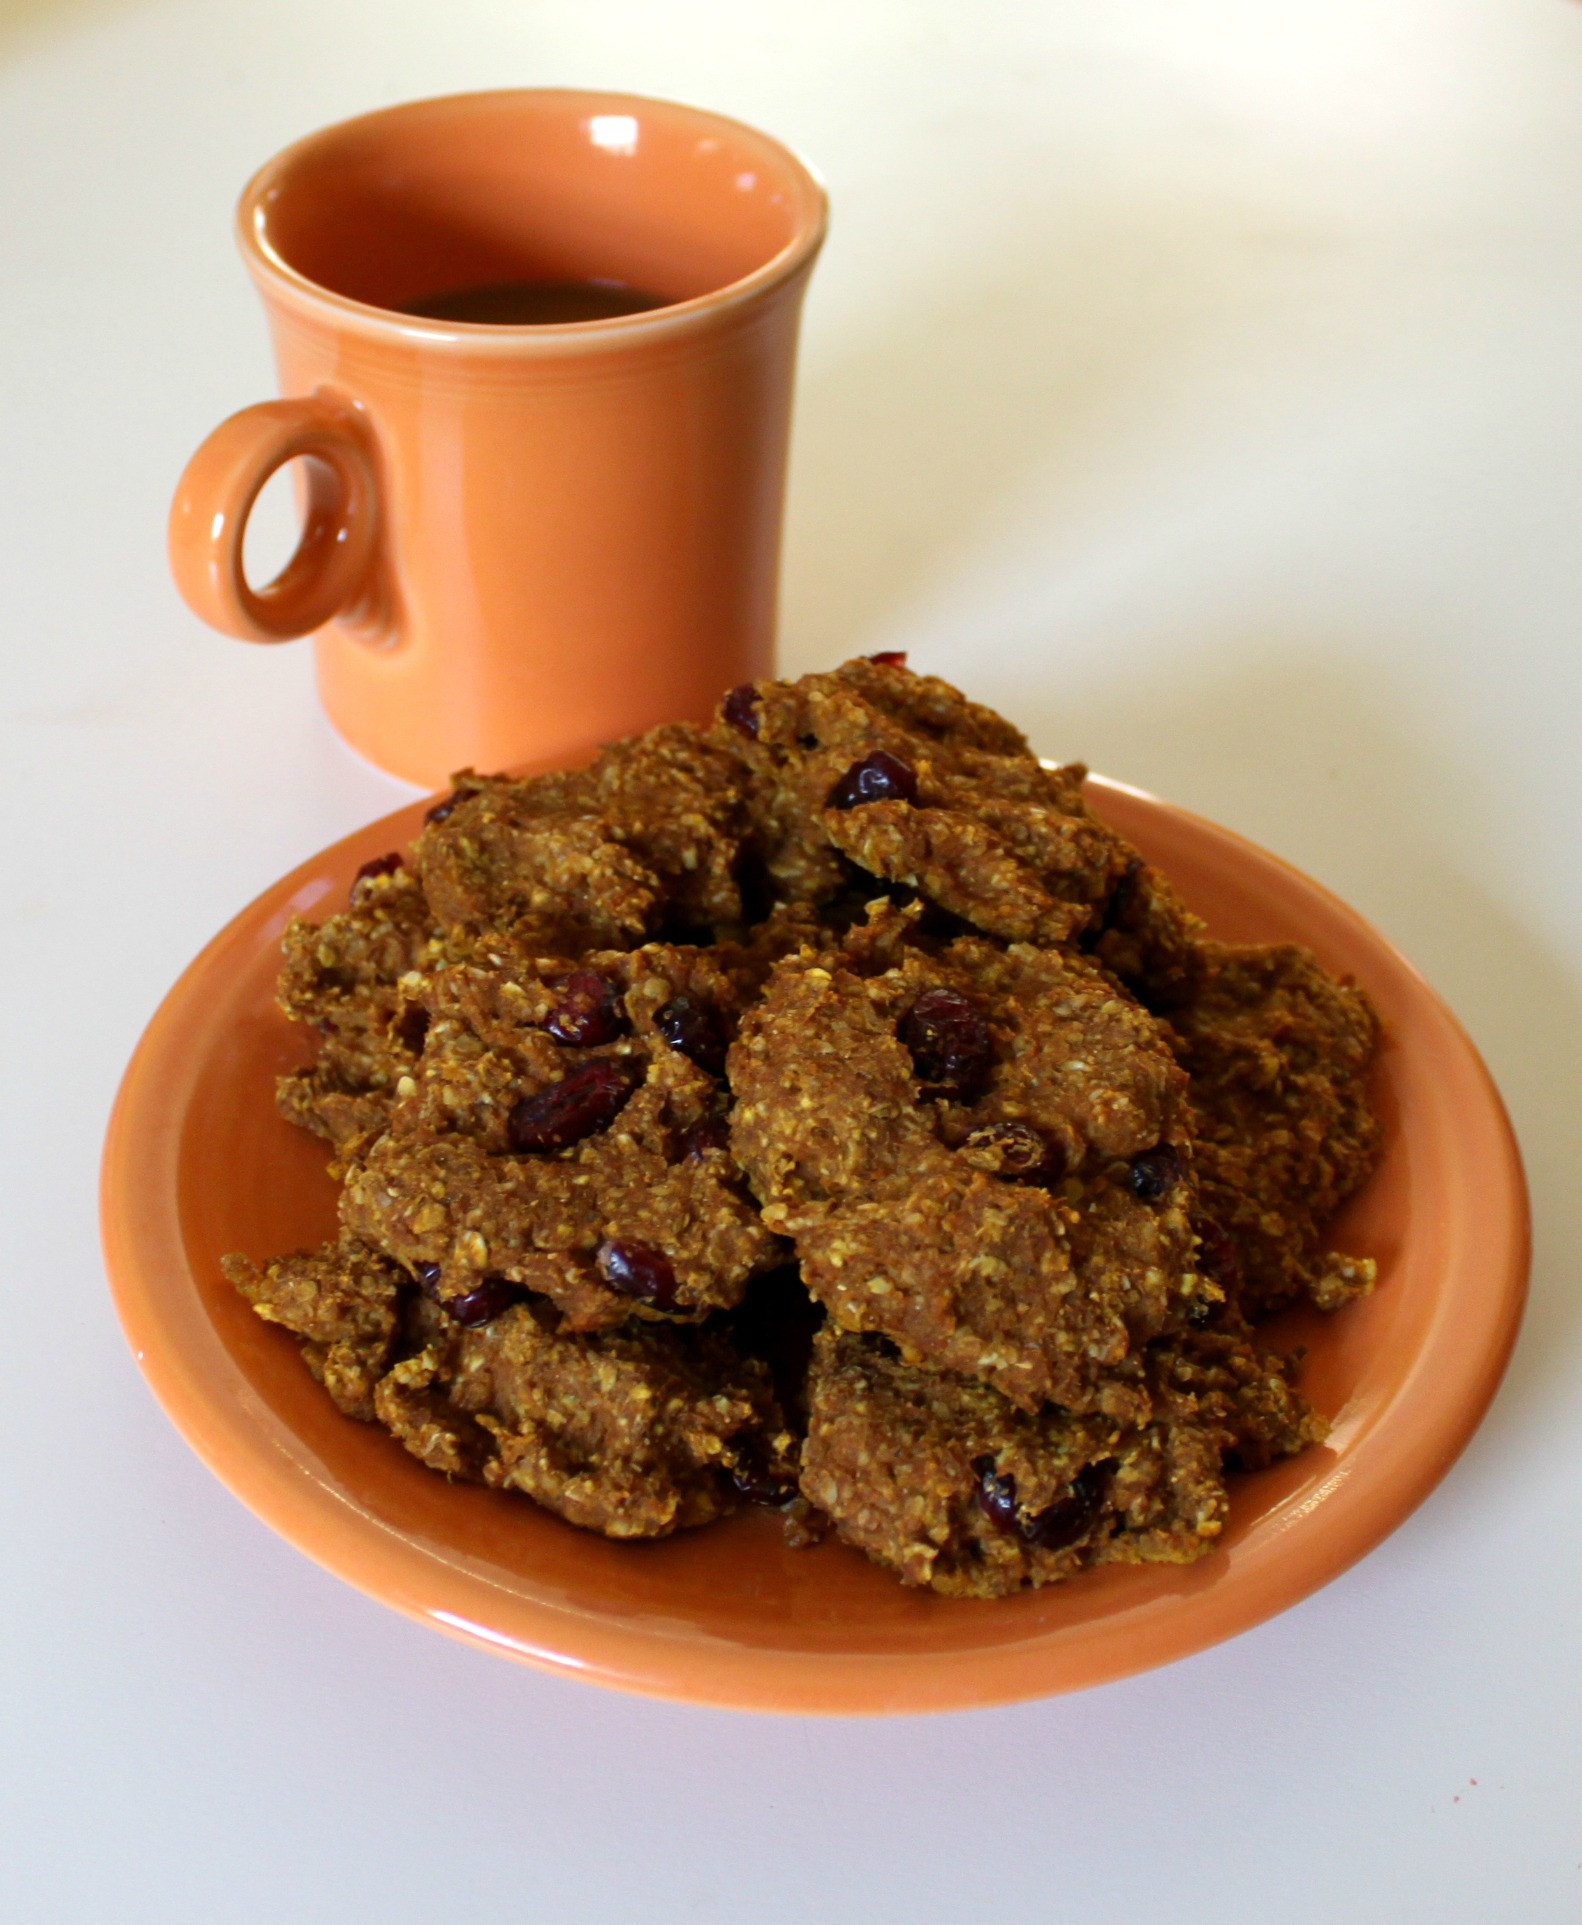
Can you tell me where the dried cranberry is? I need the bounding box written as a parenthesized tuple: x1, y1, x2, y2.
(507, 1059, 637, 1153)
(654, 995, 727, 1077)
(722, 683, 760, 739)
(413, 1263, 525, 1328)
(679, 1113, 732, 1161)
(423, 784, 478, 825)
(352, 852, 403, 890)
(865, 650, 909, 668)
(445, 1274, 528, 1327)
(727, 1444, 799, 1507)
(901, 987, 993, 1098)
(974, 1457, 1023, 1535)
(1128, 1144, 1182, 1202)
(1024, 1464, 1108, 1550)
(827, 749, 919, 810)
(961, 1121, 1062, 1183)
(973, 1457, 1108, 1551)
(545, 969, 626, 1047)
(597, 1238, 680, 1311)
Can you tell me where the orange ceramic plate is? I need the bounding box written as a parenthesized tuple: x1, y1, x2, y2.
(100, 777, 1528, 1714)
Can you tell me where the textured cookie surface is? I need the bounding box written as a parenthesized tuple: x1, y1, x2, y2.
(712, 656, 1204, 1003)
(412, 723, 749, 948)
(729, 902, 1202, 1416)
(800, 1328, 1229, 1596)
(341, 940, 785, 1330)
(222, 1230, 406, 1422)
(379, 1295, 795, 1538)
(1170, 941, 1382, 1318)
(275, 864, 439, 1166)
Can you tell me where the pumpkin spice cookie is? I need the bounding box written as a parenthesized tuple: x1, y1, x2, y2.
(223, 1242, 796, 1539)
(341, 939, 785, 1330)
(377, 1296, 797, 1539)
(728, 901, 1205, 1417)
(1169, 940, 1382, 1319)
(1145, 1317, 1330, 1471)
(799, 1327, 1229, 1597)
(711, 654, 1204, 1004)
(412, 721, 750, 948)
(222, 1229, 406, 1422)
(274, 859, 439, 1165)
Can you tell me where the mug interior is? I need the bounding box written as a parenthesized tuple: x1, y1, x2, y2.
(247, 90, 823, 318)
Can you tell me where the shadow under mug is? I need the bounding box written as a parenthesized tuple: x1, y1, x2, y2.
(168, 90, 827, 789)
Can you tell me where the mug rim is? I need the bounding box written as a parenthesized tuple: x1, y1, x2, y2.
(234, 87, 829, 353)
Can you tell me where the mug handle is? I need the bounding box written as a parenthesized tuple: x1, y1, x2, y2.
(168, 395, 378, 642)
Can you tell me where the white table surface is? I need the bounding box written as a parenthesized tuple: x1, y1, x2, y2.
(5, 1, 1580, 1918)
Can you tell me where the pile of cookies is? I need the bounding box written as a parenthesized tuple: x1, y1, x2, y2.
(225, 657, 1381, 1596)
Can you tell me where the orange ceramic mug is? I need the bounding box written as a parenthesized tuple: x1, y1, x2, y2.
(168, 90, 827, 788)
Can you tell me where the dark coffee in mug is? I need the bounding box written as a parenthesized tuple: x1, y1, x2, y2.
(398, 278, 670, 324)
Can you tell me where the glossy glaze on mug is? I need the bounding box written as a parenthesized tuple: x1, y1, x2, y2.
(99, 778, 1529, 1714)
(168, 92, 827, 787)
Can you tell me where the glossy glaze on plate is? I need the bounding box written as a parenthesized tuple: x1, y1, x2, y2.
(100, 778, 1528, 1713)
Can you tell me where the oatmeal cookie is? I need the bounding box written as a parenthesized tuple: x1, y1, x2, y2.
(728, 902, 1202, 1416)
(376, 1296, 797, 1538)
(274, 862, 439, 1162)
(222, 1230, 406, 1421)
(1170, 941, 1382, 1318)
(412, 722, 749, 947)
(1146, 1318, 1330, 1469)
(712, 655, 1203, 1002)
(341, 940, 784, 1330)
(800, 1327, 1228, 1596)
